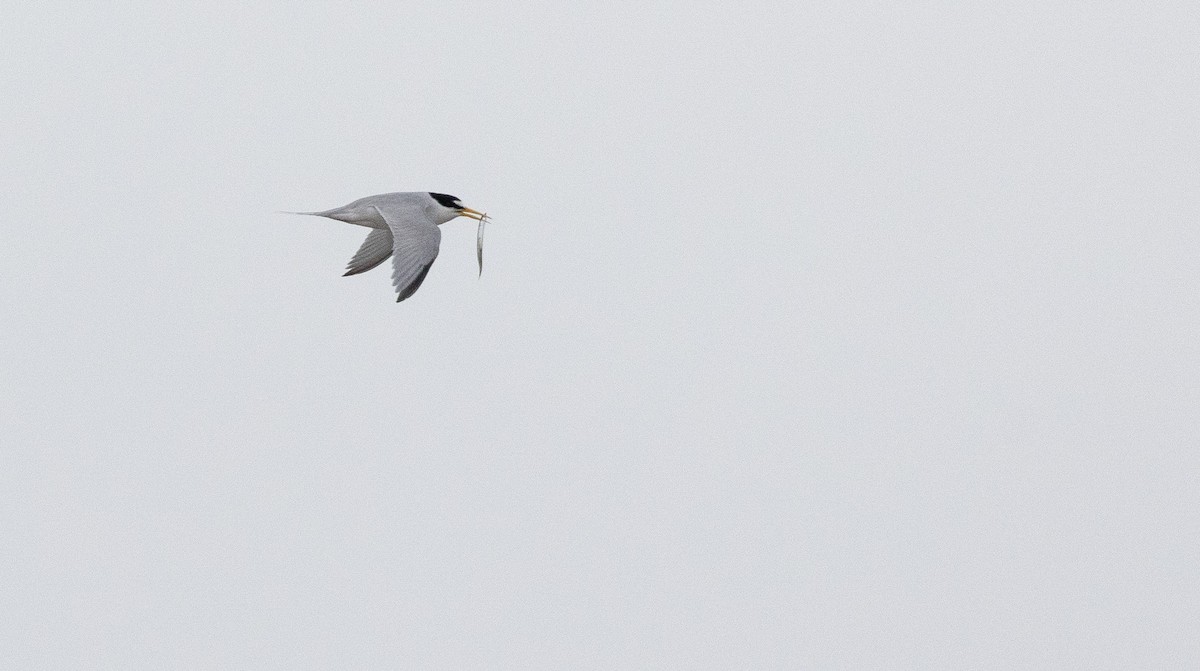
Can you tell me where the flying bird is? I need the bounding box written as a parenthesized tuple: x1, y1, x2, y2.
(287, 192, 490, 302)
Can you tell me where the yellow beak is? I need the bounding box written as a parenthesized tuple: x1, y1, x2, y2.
(459, 207, 487, 220)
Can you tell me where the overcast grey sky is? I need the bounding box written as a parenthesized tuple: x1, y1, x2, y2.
(2, 2, 1198, 668)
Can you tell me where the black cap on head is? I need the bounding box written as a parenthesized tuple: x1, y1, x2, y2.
(428, 193, 461, 209)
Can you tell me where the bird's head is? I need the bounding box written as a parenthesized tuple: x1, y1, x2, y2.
(428, 192, 486, 224)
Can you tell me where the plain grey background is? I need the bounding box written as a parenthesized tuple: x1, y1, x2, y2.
(2, 2, 1197, 668)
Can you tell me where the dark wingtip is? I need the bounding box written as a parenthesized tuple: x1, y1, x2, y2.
(394, 263, 433, 303)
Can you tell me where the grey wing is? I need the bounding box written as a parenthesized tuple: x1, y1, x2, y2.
(372, 205, 441, 302)
(343, 228, 394, 276)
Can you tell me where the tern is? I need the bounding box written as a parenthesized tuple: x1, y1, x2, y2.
(287, 192, 490, 302)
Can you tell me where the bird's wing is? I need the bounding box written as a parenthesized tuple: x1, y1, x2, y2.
(372, 204, 442, 302)
(343, 228, 394, 276)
